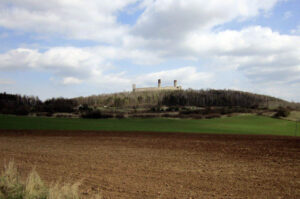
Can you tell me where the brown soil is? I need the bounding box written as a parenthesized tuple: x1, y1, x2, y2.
(0, 130, 299, 199)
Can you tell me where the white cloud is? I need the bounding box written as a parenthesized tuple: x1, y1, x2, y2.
(62, 77, 82, 85)
(128, 25, 300, 86)
(186, 26, 300, 83)
(134, 67, 214, 88)
(0, 45, 212, 91)
(0, 0, 138, 43)
(0, 0, 281, 43)
(0, 47, 105, 78)
(1, 0, 300, 101)
(1, 24, 300, 98)
(90, 66, 214, 92)
(133, 0, 279, 39)
(0, 46, 170, 88)
(291, 25, 300, 35)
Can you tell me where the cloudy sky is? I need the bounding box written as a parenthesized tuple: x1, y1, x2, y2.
(0, 0, 300, 101)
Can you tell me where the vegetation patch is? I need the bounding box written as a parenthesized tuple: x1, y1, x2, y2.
(2, 90, 300, 119)
(0, 161, 101, 199)
(273, 106, 291, 118)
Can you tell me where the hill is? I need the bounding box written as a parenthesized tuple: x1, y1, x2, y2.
(74, 89, 300, 110)
(1, 89, 300, 119)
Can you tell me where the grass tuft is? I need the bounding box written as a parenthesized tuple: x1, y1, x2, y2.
(48, 182, 80, 199)
(25, 168, 47, 199)
(0, 161, 24, 199)
(0, 161, 102, 199)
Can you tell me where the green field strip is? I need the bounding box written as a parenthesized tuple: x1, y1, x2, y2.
(0, 114, 299, 136)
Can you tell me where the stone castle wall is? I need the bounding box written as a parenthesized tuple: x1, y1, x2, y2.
(132, 79, 182, 92)
(133, 86, 182, 92)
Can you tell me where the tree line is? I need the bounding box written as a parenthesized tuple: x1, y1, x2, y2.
(75, 89, 297, 109)
(1, 89, 299, 117)
(0, 93, 77, 115)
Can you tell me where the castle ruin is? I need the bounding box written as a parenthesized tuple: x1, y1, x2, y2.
(132, 79, 182, 92)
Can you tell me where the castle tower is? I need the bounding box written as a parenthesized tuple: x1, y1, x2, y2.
(158, 79, 161, 88)
(132, 84, 136, 92)
(174, 80, 177, 87)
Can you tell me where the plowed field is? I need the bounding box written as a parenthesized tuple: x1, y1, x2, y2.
(0, 130, 299, 198)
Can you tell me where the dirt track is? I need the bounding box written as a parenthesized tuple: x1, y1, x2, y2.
(0, 130, 299, 198)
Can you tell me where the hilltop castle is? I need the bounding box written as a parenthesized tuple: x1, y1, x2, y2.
(132, 79, 182, 92)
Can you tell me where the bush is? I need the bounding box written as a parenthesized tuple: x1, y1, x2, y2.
(25, 168, 48, 199)
(0, 161, 102, 199)
(43, 98, 77, 113)
(179, 109, 202, 115)
(166, 106, 179, 112)
(273, 107, 290, 118)
(15, 106, 30, 115)
(0, 161, 23, 199)
(78, 104, 92, 113)
(204, 113, 222, 119)
(150, 105, 162, 112)
(130, 114, 155, 118)
(256, 111, 263, 116)
(115, 113, 125, 119)
(189, 114, 204, 119)
(162, 113, 175, 118)
(82, 110, 113, 119)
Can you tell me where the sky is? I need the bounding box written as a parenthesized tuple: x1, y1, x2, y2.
(0, 0, 300, 101)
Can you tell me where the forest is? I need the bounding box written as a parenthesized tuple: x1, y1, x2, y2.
(75, 89, 298, 109)
(0, 93, 77, 115)
(1, 89, 299, 118)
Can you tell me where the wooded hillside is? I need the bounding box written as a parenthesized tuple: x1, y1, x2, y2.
(75, 89, 298, 109)
(1, 89, 299, 117)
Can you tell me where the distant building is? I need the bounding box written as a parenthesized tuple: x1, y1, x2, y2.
(132, 79, 182, 92)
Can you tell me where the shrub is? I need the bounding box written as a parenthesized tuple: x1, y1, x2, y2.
(256, 111, 263, 116)
(166, 106, 179, 112)
(150, 105, 162, 112)
(82, 110, 113, 119)
(0, 161, 102, 199)
(15, 106, 30, 116)
(48, 182, 81, 199)
(179, 109, 202, 115)
(203, 107, 212, 114)
(273, 107, 290, 118)
(130, 113, 156, 118)
(25, 168, 48, 199)
(43, 98, 77, 113)
(115, 113, 125, 119)
(0, 161, 23, 199)
(162, 113, 174, 118)
(204, 113, 222, 119)
(189, 114, 203, 119)
(78, 104, 92, 113)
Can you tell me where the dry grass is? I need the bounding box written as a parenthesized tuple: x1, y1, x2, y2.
(0, 161, 101, 199)
(0, 161, 23, 199)
(284, 110, 300, 121)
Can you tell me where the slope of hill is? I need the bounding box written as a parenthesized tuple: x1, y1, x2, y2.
(75, 89, 299, 109)
(1, 89, 300, 118)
